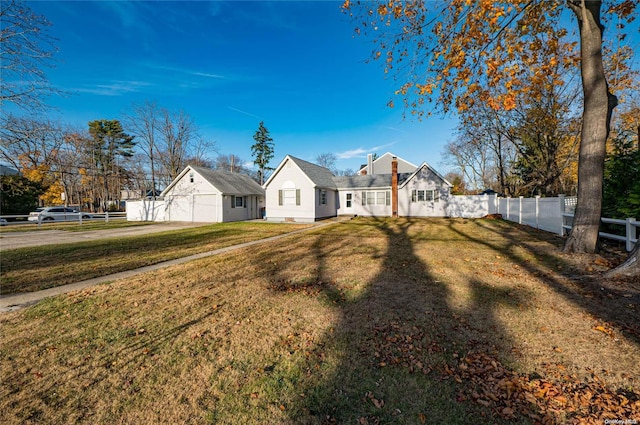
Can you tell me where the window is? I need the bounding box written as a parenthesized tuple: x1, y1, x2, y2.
(231, 196, 245, 208)
(189, 172, 194, 183)
(279, 189, 300, 206)
(346, 193, 352, 208)
(320, 189, 327, 205)
(412, 189, 440, 203)
(362, 191, 390, 206)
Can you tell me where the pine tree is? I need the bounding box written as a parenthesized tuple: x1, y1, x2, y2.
(251, 121, 275, 185)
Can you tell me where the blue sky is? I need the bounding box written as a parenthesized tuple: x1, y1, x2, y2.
(26, 0, 459, 174)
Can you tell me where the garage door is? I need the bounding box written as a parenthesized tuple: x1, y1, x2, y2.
(192, 194, 218, 222)
(167, 195, 191, 222)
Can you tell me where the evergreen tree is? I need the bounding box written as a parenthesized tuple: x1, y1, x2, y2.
(0, 174, 42, 214)
(87, 119, 135, 211)
(603, 136, 640, 220)
(251, 121, 274, 185)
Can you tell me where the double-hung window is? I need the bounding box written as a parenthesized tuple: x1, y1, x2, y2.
(412, 189, 439, 203)
(362, 191, 390, 206)
(231, 196, 245, 208)
(319, 189, 327, 205)
(279, 189, 300, 206)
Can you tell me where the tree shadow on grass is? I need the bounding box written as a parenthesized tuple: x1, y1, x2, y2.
(258, 217, 535, 424)
(458, 218, 640, 346)
(3, 297, 217, 423)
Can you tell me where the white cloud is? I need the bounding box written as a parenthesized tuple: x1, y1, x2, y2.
(337, 142, 397, 159)
(227, 106, 263, 121)
(73, 80, 152, 97)
(148, 64, 226, 80)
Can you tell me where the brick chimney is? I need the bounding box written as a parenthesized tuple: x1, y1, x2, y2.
(391, 156, 398, 218)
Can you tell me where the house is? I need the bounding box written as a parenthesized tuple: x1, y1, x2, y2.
(264, 154, 452, 222)
(358, 152, 417, 175)
(263, 155, 338, 222)
(127, 165, 264, 222)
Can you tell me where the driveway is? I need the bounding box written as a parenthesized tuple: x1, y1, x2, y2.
(0, 222, 208, 250)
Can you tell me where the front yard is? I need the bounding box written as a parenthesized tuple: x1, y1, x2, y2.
(0, 217, 638, 424)
(0, 221, 311, 293)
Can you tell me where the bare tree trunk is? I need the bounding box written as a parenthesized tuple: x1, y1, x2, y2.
(563, 0, 617, 254)
(606, 243, 640, 278)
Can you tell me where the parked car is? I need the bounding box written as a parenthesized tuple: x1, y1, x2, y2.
(28, 207, 92, 222)
(0, 218, 7, 226)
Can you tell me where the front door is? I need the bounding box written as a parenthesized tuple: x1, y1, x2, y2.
(344, 192, 354, 214)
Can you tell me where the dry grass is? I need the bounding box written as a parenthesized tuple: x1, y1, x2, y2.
(1, 221, 310, 293)
(0, 220, 159, 233)
(0, 217, 638, 424)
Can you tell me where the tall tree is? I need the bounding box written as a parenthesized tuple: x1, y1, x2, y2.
(124, 101, 160, 198)
(156, 108, 198, 187)
(251, 121, 275, 185)
(0, 114, 64, 204)
(125, 103, 215, 191)
(87, 119, 135, 211)
(0, 174, 41, 214)
(0, 0, 60, 112)
(316, 152, 338, 173)
(214, 154, 255, 178)
(343, 0, 637, 255)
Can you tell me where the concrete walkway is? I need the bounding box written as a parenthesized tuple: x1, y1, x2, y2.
(0, 221, 336, 313)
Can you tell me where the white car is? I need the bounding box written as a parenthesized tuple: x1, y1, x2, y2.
(28, 207, 92, 222)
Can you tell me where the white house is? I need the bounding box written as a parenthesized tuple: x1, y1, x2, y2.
(264, 154, 453, 222)
(262, 156, 338, 222)
(127, 165, 264, 223)
(357, 152, 417, 175)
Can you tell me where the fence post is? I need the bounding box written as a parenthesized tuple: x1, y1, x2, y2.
(627, 218, 637, 252)
(106, 211, 109, 223)
(519, 196, 523, 224)
(535, 195, 540, 229)
(558, 195, 565, 236)
(79, 213, 83, 225)
(506, 197, 510, 220)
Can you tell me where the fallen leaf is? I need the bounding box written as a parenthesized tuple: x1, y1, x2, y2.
(477, 399, 490, 407)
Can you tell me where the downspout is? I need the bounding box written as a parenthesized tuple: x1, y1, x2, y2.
(392, 156, 398, 218)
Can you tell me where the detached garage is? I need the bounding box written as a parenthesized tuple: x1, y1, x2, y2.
(127, 165, 264, 223)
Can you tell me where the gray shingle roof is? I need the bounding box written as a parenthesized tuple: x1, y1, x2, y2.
(333, 173, 412, 189)
(192, 166, 264, 195)
(288, 156, 337, 188)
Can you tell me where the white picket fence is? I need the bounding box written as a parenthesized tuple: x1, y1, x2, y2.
(489, 195, 638, 251)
